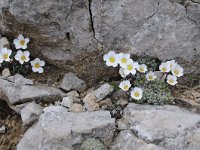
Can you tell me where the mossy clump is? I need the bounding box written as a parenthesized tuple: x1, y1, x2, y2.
(80, 138, 106, 150)
(136, 56, 159, 71)
(133, 79, 174, 105)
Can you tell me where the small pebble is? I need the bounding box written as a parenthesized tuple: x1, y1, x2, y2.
(0, 126, 6, 133)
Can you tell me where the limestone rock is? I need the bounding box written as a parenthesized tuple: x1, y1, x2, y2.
(99, 98, 113, 110)
(0, 78, 66, 105)
(0, 0, 199, 83)
(94, 83, 114, 102)
(0, 37, 10, 49)
(69, 103, 84, 113)
(0, 126, 6, 134)
(61, 96, 74, 108)
(112, 130, 165, 150)
(21, 103, 43, 126)
(2, 68, 11, 77)
(60, 72, 87, 92)
(83, 93, 99, 111)
(80, 138, 106, 150)
(0, 0, 118, 85)
(118, 103, 200, 149)
(7, 74, 33, 85)
(11, 102, 30, 114)
(17, 106, 115, 150)
(67, 90, 80, 98)
(91, 0, 200, 74)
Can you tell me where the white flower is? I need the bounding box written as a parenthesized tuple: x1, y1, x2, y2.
(124, 59, 138, 75)
(103, 51, 119, 67)
(13, 34, 30, 49)
(15, 50, 30, 64)
(30, 58, 45, 73)
(131, 87, 143, 100)
(171, 64, 184, 77)
(159, 62, 170, 73)
(119, 68, 127, 78)
(137, 64, 148, 73)
(146, 71, 157, 81)
(0, 48, 12, 62)
(119, 80, 131, 91)
(167, 75, 178, 86)
(166, 60, 177, 69)
(117, 53, 130, 68)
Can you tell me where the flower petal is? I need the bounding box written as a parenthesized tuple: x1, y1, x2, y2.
(18, 34, 24, 40)
(38, 67, 44, 73)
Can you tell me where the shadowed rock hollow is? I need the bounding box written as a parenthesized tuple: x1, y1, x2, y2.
(0, 0, 199, 84)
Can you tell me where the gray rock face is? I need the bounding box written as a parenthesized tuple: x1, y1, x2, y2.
(0, 0, 117, 85)
(91, 0, 200, 74)
(21, 103, 43, 126)
(112, 130, 166, 150)
(1, 0, 199, 83)
(60, 72, 87, 92)
(118, 103, 200, 150)
(0, 78, 66, 105)
(17, 106, 115, 150)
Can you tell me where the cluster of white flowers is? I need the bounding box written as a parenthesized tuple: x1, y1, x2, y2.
(103, 51, 184, 101)
(0, 34, 45, 73)
(159, 60, 183, 86)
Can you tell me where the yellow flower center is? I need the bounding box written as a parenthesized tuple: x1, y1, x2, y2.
(3, 54, 8, 59)
(21, 55, 26, 61)
(109, 57, 115, 63)
(169, 79, 174, 84)
(162, 67, 167, 72)
(127, 65, 133, 70)
(121, 58, 127, 63)
(20, 40, 25, 46)
(123, 85, 129, 90)
(34, 63, 40, 68)
(174, 70, 179, 75)
(134, 92, 140, 97)
(139, 67, 144, 72)
(149, 75, 153, 80)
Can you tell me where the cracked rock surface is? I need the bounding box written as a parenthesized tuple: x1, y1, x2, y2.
(117, 103, 200, 150)
(0, 77, 66, 105)
(17, 106, 115, 150)
(0, 0, 199, 84)
(91, 0, 200, 74)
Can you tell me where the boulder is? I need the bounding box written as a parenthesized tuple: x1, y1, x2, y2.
(118, 103, 200, 149)
(1, 0, 199, 83)
(0, 0, 118, 85)
(17, 106, 115, 150)
(91, 0, 200, 74)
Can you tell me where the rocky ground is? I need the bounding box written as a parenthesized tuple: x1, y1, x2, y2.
(0, 70, 200, 150)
